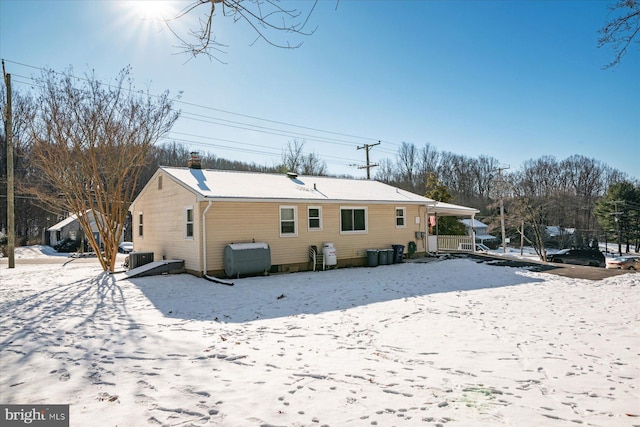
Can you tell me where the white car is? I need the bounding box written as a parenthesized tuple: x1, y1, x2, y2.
(118, 241, 134, 253)
(606, 255, 640, 270)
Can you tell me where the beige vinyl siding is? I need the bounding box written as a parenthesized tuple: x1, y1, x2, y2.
(131, 173, 202, 272)
(204, 201, 426, 273)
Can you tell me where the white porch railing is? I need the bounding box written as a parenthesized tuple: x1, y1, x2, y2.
(436, 235, 474, 252)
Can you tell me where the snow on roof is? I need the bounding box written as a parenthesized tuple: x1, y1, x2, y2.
(47, 214, 78, 231)
(460, 218, 489, 228)
(476, 234, 499, 241)
(47, 210, 98, 231)
(546, 226, 576, 237)
(159, 167, 479, 215)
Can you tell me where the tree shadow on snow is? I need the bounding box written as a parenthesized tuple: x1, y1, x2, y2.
(0, 271, 152, 391)
(130, 257, 547, 323)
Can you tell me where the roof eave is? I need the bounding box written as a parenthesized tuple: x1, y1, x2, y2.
(198, 196, 435, 205)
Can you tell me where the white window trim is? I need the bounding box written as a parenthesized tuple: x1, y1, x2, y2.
(307, 206, 323, 231)
(137, 212, 144, 238)
(279, 205, 298, 237)
(184, 206, 194, 240)
(340, 206, 368, 235)
(395, 207, 407, 228)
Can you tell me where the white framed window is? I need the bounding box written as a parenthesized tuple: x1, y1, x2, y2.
(280, 206, 298, 237)
(185, 206, 194, 239)
(340, 206, 367, 234)
(395, 207, 406, 228)
(308, 206, 322, 231)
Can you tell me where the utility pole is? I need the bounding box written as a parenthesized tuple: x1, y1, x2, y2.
(357, 141, 380, 179)
(491, 166, 510, 254)
(610, 200, 625, 256)
(2, 60, 15, 268)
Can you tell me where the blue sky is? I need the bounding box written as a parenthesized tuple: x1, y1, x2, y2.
(1, 0, 638, 179)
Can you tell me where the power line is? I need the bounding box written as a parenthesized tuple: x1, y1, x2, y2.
(178, 113, 365, 148)
(2, 59, 400, 148)
(3, 61, 402, 172)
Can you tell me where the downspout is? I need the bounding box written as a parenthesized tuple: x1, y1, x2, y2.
(422, 205, 429, 254)
(202, 201, 213, 276)
(424, 202, 437, 254)
(200, 201, 234, 286)
(471, 213, 477, 252)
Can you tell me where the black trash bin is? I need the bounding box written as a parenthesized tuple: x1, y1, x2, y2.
(392, 245, 405, 263)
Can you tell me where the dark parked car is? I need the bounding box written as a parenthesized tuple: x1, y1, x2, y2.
(546, 248, 605, 268)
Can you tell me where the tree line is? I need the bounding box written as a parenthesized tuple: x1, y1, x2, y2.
(375, 142, 639, 256)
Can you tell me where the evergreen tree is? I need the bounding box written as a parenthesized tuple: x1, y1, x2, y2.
(425, 173, 466, 235)
(595, 181, 640, 254)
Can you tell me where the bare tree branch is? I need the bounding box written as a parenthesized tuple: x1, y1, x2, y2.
(165, 0, 319, 60)
(598, 0, 640, 68)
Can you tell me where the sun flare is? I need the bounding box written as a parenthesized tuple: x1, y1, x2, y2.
(129, 0, 176, 22)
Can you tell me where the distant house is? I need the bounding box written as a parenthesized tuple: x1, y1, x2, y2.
(47, 213, 89, 247)
(545, 225, 576, 248)
(129, 163, 480, 277)
(460, 219, 500, 248)
(47, 211, 122, 250)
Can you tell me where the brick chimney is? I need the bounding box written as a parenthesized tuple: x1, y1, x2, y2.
(187, 152, 202, 169)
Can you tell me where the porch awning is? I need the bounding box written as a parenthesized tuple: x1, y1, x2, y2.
(426, 201, 479, 216)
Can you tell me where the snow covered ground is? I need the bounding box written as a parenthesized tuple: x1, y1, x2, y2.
(1, 247, 638, 427)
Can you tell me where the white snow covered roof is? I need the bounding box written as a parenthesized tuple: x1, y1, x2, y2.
(47, 214, 79, 231)
(157, 167, 479, 215)
(47, 210, 98, 231)
(460, 218, 489, 228)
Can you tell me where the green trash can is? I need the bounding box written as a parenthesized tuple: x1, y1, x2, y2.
(367, 249, 379, 267)
(385, 249, 395, 263)
(378, 249, 389, 265)
(378, 249, 393, 265)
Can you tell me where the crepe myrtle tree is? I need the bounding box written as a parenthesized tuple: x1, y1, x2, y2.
(168, 0, 319, 60)
(28, 67, 179, 272)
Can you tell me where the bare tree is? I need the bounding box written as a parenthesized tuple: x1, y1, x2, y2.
(281, 139, 305, 173)
(474, 155, 500, 198)
(415, 143, 440, 191)
(374, 158, 398, 184)
(0, 85, 50, 246)
(397, 142, 418, 191)
(27, 67, 179, 272)
(281, 139, 326, 175)
(508, 171, 550, 261)
(167, 0, 319, 60)
(300, 151, 327, 176)
(599, 0, 640, 68)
